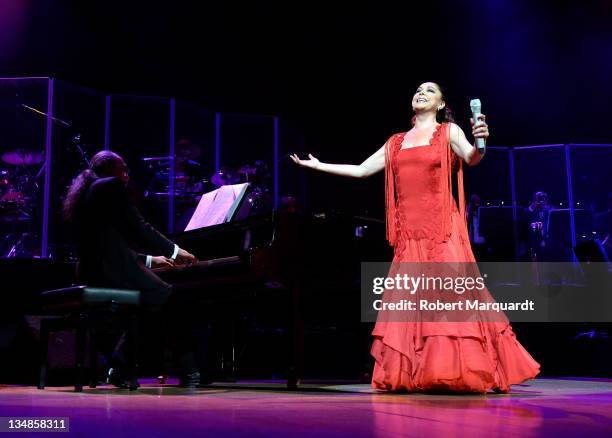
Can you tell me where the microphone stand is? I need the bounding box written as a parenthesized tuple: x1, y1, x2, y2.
(20, 103, 91, 169)
(71, 134, 91, 168)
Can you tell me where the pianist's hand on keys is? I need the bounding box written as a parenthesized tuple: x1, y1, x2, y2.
(175, 247, 198, 266)
(151, 256, 176, 270)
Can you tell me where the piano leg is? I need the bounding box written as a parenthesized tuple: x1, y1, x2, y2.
(286, 283, 303, 390)
(287, 368, 299, 390)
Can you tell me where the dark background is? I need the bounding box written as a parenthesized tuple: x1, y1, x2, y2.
(1, 0, 612, 216)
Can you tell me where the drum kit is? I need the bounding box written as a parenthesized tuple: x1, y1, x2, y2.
(0, 148, 43, 257)
(0, 148, 42, 222)
(142, 150, 272, 214)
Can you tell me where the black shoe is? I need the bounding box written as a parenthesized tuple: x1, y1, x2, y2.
(198, 374, 214, 386)
(178, 371, 201, 388)
(107, 367, 140, 390)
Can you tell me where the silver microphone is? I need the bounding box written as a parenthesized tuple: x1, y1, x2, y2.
(470, 98, 486, 155)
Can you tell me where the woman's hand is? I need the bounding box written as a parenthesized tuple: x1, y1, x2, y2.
(471, 113, 489, 142)
(290, 153, 320, 170)
(151, 256, 176, 270)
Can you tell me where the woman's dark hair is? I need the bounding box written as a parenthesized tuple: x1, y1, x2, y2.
(412, 81, 455, 125)
(433, 82, 455, 124)
(62, 150, 123, 222)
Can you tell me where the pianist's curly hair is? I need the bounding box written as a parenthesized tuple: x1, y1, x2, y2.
(62, 150, 123, 223)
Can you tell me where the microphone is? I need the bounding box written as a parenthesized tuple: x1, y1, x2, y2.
(470, 98, 485, 155)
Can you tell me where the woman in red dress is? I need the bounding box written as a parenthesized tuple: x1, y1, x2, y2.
(291, 82, 540, 393)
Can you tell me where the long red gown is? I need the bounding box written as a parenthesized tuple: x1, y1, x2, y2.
(371, 123, 540, 392)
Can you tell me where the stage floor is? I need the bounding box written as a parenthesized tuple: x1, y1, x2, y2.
(1, 378, 611, 437)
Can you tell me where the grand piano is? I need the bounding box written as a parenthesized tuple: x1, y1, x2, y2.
(155, 205, 389, 387)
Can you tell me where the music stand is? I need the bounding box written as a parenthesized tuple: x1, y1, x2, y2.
(184, 183, 250, 231)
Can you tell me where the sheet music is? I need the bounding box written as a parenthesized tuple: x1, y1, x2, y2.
(185, 183, 249, 231)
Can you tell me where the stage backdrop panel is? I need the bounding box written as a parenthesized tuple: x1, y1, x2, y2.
(108, 95, 172, 233)
(513, 145, 572, 261)
(49, 80, 106, 259)
(463, 147, 517, 261)
(0, 77, 51, 258)
(570, 144, 612, 242)
(172, 101, 217, 232)
(278, 118, 307, 212)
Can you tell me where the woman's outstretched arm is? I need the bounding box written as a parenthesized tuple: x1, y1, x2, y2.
(290, 143, 385, 178)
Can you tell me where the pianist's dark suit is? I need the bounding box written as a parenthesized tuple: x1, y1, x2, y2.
(74, 176, 174, 307)
(72, 176, 199, 376)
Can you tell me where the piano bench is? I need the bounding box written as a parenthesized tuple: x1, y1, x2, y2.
(37, 286, 141, 392)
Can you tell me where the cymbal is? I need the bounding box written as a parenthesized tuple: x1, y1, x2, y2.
(2, 149, 43, 166)
(142, 156, 172, 162)
(211, 168, 239, 187)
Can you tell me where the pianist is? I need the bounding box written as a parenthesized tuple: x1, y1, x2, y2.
(62, 150, 202, 388)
